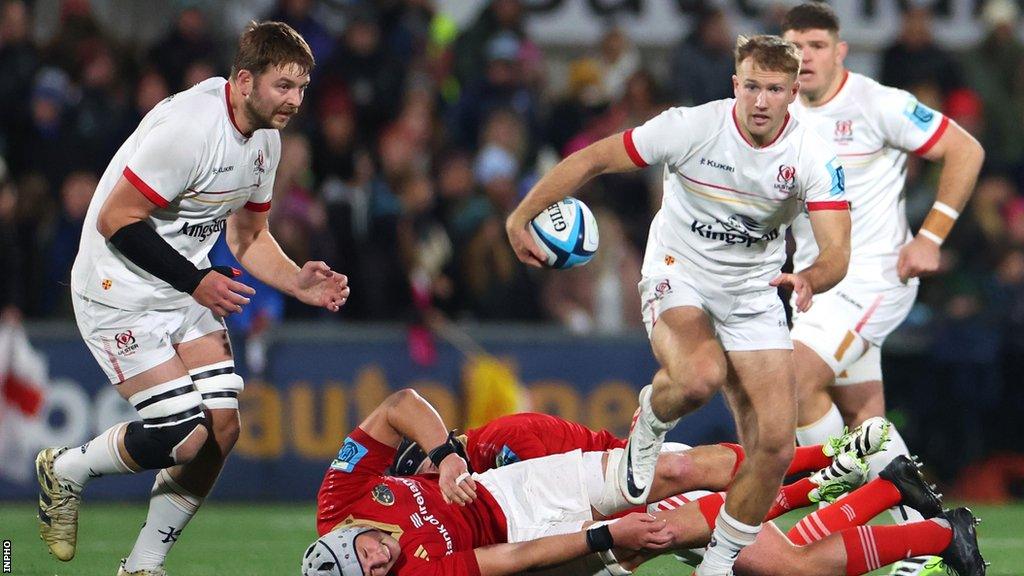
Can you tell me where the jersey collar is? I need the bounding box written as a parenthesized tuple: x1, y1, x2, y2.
(731, 104, 791, 150)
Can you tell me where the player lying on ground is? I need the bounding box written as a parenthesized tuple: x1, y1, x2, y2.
(390, 410, 987, 576)
(304, 390, 985, 576)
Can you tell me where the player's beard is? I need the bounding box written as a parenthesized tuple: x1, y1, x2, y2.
(243, 89, 296, 131)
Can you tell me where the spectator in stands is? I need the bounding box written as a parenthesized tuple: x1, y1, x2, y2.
(270, 134, 336, 319)
(148, 3, 219, 91)
(318, 6, 405, 143)
(928, 273, 1001, 481)
(42, 170, 95, 316)
(670, 7, 734, 106)
(266, 0, 334, 64)
(462, 144, 542, 321)
(0, 0, 40, 171)
(73, 44, 129, 172)
(447, 32, 540, 152)
(546, 58, 608, 157)
(0, 158, 23, 321)
(454, 0, 529, 85)
(599, 28, 640, 103)
(25, 67, 80, 192)
(880, 6, 963, 98)
(541, 208, 641, 334)
(989, 248, 1024, 449)
(964, 0, 1024, 174)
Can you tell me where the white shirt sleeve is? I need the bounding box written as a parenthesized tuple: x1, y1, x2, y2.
(244, 132, 279, 212)
(624, 106, 696, 168)
(800, 133, 849, 210)
(870, 87, 950, 156)
(123, 119, 206, 208)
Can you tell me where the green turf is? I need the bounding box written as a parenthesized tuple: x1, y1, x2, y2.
(2, 502, 1021, 575)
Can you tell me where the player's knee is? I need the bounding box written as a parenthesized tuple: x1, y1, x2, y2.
(124, 415, 209, 469)
(752, 439, 795, 476)
(125, 375, 209, 469)
(674, 361, 725, 406)
(655, 451, 694, 487)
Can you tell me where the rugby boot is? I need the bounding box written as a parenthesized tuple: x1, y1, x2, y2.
(808, 451, 869, 503)
(617, 385, 679, 505)
(937, 508, 987, 576)
(824, 416, 892, 459)
(879, 455, 943, 519)
(37, 447, 80, 561)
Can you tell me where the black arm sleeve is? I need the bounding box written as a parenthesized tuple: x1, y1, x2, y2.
(108, 221, 233, 294)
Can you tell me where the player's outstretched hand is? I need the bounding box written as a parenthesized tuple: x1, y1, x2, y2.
(608, 513, 672, 551)
(770, 272, 813, 313)
(505, 216, 547, 268)
(193, 268, 255, 317)
(897, 236, 941, 284)
(438, 453, 477, 506)
(295, 261, 349, 312)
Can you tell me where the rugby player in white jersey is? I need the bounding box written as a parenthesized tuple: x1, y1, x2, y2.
(35, 22, 350, 575)
(507, 35, 851, 576)
(781, 5, 984, 572)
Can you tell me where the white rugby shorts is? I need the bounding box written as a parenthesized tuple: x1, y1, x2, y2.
(639, 265, 791, 352)
(790, 277, 917, 383)
(72, 291, 226, 384)
(474, 450, 595, 543)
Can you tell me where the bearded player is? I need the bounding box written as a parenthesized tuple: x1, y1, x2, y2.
(35, 22, 349, 575)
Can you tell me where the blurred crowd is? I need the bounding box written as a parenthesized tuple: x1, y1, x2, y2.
(1, 0, 1024, 471)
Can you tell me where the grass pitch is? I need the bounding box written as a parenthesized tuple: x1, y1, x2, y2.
(2, 502, 1021, 575)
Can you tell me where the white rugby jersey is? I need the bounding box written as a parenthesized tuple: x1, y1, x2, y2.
(627, 99, 847, 294)
(790, 71, 949, 286)
(72, 77, 279, 311)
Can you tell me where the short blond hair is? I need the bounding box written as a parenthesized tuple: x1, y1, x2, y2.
(734, 34, 801, 77)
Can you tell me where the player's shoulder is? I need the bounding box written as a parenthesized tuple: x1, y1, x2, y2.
(846, 72, 915, 114)
(150, 77, 228, 129)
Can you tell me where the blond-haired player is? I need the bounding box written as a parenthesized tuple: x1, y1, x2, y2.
(507, 35, 851, 576)
(35, 22, 350, 575)
(781, 4, 984, 573)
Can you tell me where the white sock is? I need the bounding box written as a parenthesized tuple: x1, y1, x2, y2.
(795, 403, 844, 448)
(123, 469, 203, 571)
(696, 507, 761, 575)
(53, 423, 133, 492)
(865, 424, 925, 524)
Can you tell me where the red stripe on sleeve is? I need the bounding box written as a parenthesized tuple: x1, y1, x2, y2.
(807, 200, 850, 211)
(912, 115, 949, 156)
(244, 201, 271, 212)
(623, 129, 648, 167)
(123, 167, 170, 209)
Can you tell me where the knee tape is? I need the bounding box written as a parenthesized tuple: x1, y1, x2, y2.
(129, 375, 204, 426)
(124, 416, 209, 469)
(593, 448, 632, 516)
(189, 361, 243, 409)
(126, 375, 207, 469)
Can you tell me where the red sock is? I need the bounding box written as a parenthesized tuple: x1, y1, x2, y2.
(788, 478, 901, 545)
(840, 520, 952, 575)
(787, 445, 831, 475)
(766, 477, 816, 520)
(719, 443, 745, 482)
(696, 492, 726, 529)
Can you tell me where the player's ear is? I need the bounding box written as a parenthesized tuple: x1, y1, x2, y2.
(732, 74, 740, 96)
(836, 40, 848, 64)
(236, 69, 255, 97)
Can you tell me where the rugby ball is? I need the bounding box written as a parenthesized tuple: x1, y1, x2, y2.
(529, 197, 599, 269)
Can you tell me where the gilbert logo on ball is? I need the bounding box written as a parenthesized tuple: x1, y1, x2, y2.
(529, 197, 599, 269)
